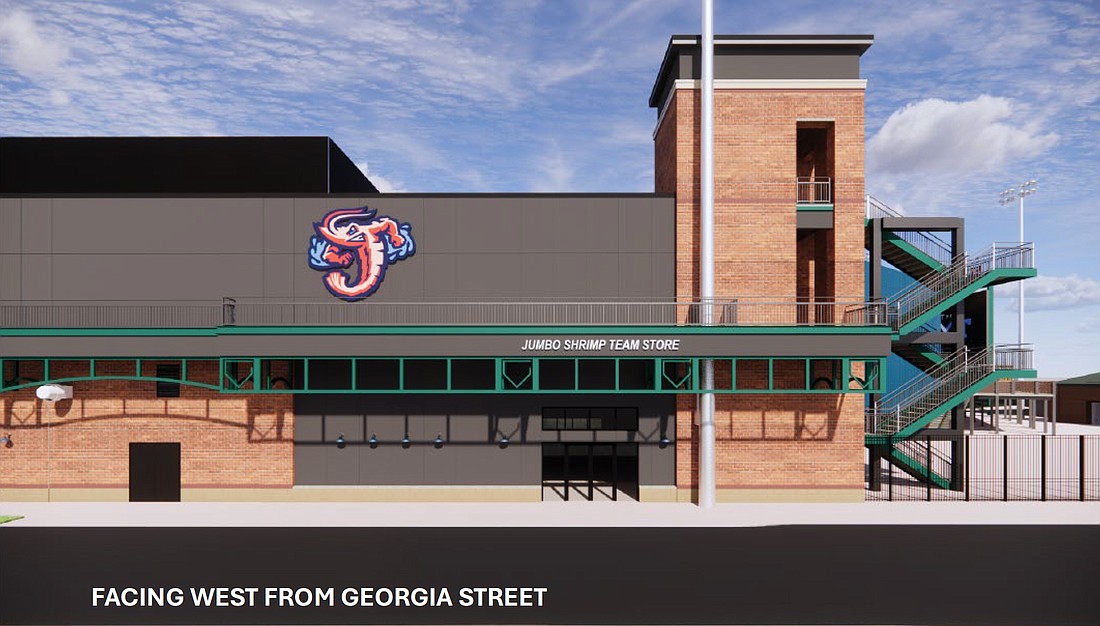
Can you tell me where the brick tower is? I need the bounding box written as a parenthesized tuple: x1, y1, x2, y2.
(651, 35, 875, 501)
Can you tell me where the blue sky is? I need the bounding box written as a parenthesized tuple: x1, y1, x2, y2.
(1, 0, 1097, 378)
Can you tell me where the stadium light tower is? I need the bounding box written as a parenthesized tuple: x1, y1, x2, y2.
(998, 179, 1038, 345)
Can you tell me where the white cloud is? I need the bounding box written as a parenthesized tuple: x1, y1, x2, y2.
(867, 96, 1058, 175)
(363, 130, 490, 191)
(530, 140, 574, 192)
(533, 48, 608, 91)
(998, 274, 1100, 311)
(356, 162, 406, 194)
(1077, 314, 1100, 334)
(47, 88, 70, 106)
(0, 9, 68, 77)
(217, 0, 318, 25)
(582, 0, 664, 41)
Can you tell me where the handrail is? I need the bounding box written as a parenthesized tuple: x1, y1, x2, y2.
(0, 298, 890, 329)
(865, 194, 903, 218)
(867, 344, 1033, 435)
(229, 299, 887, 327)
(0, 303, 221, 329)
(876, 348, 971, 409)
(894, 438, 953, 469)
(886, 242, 1034, 332)
(866, 195, 955, 266)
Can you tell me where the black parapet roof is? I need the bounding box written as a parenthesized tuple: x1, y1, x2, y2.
(649, 34, 875, 108)
(0, 136, 379, 194)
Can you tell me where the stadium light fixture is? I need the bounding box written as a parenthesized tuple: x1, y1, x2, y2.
(998, 178, 1038, 345)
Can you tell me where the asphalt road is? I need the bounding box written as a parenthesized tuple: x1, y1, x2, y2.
(0, 525, 1097, 625)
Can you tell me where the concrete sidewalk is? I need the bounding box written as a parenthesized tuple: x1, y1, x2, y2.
(2, 501, 1098, 527)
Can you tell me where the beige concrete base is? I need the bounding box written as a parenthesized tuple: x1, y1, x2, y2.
(0, 488, 129, 502)
(185, 486, 544, 502)
(638, 486, 678, 502)
(1, 486, 545, 503)
(677, 488, 865, 503)
(5, 486, 865, 504)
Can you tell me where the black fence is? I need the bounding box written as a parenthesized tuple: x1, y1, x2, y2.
(866, 434, 1100, 501)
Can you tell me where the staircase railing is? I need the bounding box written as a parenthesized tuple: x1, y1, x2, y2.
(865, 194, 903, 219)
(894, 438, 953, 476)
(877, 347, 974, 411)
(887, 242, 1034, 332)
(866, 344, 1033, 435)
(865, 195, 955, 266)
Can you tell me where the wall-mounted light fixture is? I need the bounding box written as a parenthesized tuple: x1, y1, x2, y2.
(401, 434, 412, 449)
(499, 435, 509, 449)
(434, 433, 445, 449)
(368, 433, 379, 449)
(35, 385, 73, 402)
(658, 435, 672, 449)
(0, 434, 11, 449)
(335, 433, 346, 450)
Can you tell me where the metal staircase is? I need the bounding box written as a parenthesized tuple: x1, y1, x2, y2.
(886, 242, 1035, 336)
(866, 196, 1036, 336)
(867, 345, 1031, 438)
(866, 343, 1035, 474)
(865, 196, 954, 277)
(892, 341, 946, 372)
(864, 197, 1039, 492)
(890, 438, 953, 489)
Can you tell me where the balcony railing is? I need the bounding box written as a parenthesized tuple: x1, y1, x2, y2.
(797, 176, 832, 204)
(0, 302, 221, 329)
(994, 343, 1034, 370)
(0, 298, 889, 329)
(229, 298, 887, 327)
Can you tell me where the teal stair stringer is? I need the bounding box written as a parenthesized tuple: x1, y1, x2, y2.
(881, 230, 946, 277)
(884, 445, 952, 489)
(894, 267, 1036, 337)
(886, 243, 1036, 338)
(866, 357, 1036, 490)
(864, 195, 955, 280)
(892, 342, 947, 372)
(865, 366, 1036, 445)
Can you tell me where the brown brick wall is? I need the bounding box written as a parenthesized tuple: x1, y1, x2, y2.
(0, 360, 294, 489)
(1056, 385, 1100, 425)
(674, 394, 864, 489)
(654, 102, 678, 196)
(665, 88, 865, 302)
(657, 86, 867, 493)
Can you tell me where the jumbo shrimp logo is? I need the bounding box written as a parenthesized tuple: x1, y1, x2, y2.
(307, 206, 416, 301)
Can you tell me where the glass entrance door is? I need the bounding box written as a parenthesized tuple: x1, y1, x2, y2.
(542, 442, 638, 501)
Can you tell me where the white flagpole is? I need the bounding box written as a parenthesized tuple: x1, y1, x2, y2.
(699, 0, 716, 509)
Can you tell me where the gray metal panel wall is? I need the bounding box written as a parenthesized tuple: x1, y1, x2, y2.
(0, 195, 674, 303)
(293, 394, 676, 487)
(651, 44, 865, 113)
(0, 198, 21, 300)
(0, 332, 892, 358)
(712, 48, 862, 80)
(797, 211, 834, 229)
(670, 45, 861, 82)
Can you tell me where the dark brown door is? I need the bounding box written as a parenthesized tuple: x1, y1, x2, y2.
(129, 443, 181, 502)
